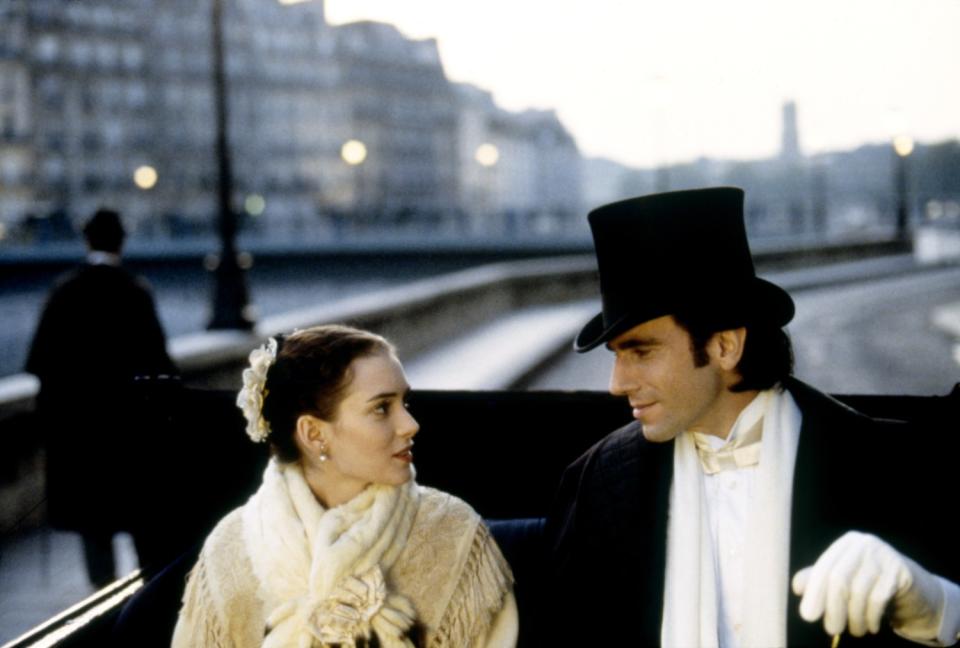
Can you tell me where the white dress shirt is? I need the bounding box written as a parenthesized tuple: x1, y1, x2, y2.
(694, 393, 765, 648)
(691, 392, 960, 648)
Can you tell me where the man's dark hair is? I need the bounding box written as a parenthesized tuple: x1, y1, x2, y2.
(673, 307, 794, 392)
(82, 208, 126, 253)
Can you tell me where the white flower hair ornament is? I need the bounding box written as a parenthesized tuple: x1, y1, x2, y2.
(237, 337, 279, 443)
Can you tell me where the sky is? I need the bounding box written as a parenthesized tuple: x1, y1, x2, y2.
(324, 0, 960, 168)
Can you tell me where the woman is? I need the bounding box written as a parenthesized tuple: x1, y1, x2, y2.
(172, 325, 517, 647)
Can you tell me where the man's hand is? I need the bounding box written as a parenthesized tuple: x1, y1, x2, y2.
(792, 531, 949, 642)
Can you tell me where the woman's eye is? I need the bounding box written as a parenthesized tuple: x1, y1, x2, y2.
(373, 403, 388, 415)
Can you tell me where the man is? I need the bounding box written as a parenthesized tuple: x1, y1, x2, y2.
(544, 188, 958, 646)
(26, 208, 176, 588)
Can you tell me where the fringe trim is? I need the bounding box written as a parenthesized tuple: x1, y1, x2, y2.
(176, 558, 231, 647)
(431, 523, 513, 647)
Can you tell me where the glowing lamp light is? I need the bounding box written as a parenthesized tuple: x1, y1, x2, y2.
(893, 135, 914, 158)
(133, 165, 158, 190)
(245, 194, 266, 216)
(341, 140, 368, 166)
(475, 143, 500, 167)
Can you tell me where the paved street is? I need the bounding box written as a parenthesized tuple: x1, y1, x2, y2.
(788, 267, 960, 394)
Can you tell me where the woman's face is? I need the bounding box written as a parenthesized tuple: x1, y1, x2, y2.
(321, 352, 419, 497)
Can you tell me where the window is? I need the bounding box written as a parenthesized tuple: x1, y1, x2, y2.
(0, 155, 24, 183)
(34, 35, 60, 62)
(42, 157, 65, 180)
(95, 41, 117, 68)
(163, 47, 182, 71)
(70, 40, 94, 67)
(126, 81, 147, 109)
(38, 76, 64, 109)
(83, 174, 103, 192)
(92, 6, 114, 28)
(81, 132, 101, 153)
(122, 43, 144, 70)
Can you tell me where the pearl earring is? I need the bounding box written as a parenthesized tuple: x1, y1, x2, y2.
(319, 442, 329, 462)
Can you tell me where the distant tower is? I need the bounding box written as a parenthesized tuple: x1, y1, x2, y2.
(780, 100, 801, 161)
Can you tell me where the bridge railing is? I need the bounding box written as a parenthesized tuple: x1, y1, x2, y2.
(0, 237, 930, 537)
(0, 236, 914, 412)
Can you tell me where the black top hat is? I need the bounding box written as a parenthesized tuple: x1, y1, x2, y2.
(574, 187, 795, 352)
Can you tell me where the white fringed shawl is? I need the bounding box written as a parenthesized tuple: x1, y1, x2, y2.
(661, 387, 802, 648)
(172, 466, 515, 648)
(241, 459, 420, 648)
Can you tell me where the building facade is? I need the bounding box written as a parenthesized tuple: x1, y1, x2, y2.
(0, 0, 583, 241)
(454, 83, 581, 236)
(0, 2, 33, 238)
(330, 21, 459, 228)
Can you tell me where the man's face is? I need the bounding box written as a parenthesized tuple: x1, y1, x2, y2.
(607, 315, 727, 442)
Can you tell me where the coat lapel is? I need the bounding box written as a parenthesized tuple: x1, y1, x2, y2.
(784, 378, 901, 646)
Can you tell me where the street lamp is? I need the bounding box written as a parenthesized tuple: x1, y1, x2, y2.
(341, 139, 367, 216)
(474, 143, 499, 168)
(133, 165, 158, 190)
(893, 134, 914, 243)
(208, 0, 253, 331)
(341, 139, 367, 166)
(244, 194, 266, 217)
(472, 143, 499, 234)
(474, 143, 499, 233)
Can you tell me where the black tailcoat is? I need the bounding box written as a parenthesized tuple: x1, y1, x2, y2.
(543, 378, 958, 646)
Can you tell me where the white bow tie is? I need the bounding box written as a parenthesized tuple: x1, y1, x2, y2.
(692, 417, 763, 475)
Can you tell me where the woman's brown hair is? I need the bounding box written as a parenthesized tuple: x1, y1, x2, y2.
(260, 325, 395, 462)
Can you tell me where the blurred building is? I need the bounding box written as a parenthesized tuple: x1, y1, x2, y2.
(0, 4, 33, 239)
(148, 0, 338, 239)
(8, 2, 155, 236)
(10, 0, 336, 238)
(455, 83, 581, 236)
(780, 100, 800, 163)
(330, 21, 459, 227)
(0, 0, 583, 242)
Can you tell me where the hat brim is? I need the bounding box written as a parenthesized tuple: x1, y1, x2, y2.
(573, 278, 795, 353)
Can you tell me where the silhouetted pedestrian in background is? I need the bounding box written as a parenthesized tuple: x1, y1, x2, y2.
(25, 208, 176, 588)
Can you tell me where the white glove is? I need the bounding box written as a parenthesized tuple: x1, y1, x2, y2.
(792, 531, 953, 643)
